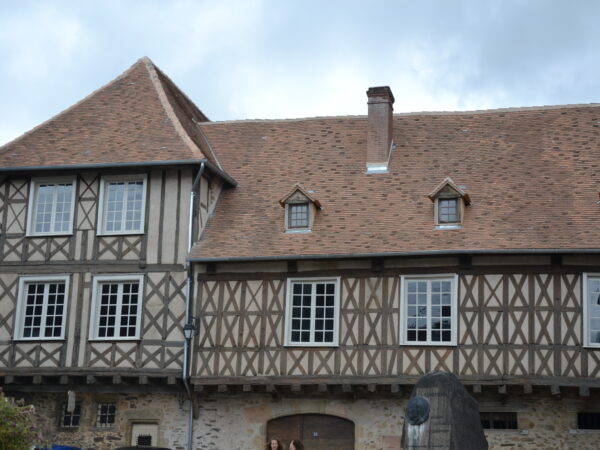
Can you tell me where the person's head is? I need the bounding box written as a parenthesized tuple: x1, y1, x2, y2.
(289, 439, 304, 450)
(267, 438, 283, 450)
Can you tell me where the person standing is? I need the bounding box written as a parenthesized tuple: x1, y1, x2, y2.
(267, 438, 284, 450)
(289, 439, 305, 450)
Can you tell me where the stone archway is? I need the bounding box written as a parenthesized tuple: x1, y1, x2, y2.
(267, 413, 355, 450)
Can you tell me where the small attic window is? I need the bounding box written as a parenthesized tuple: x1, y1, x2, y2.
(279, 184, 321, 233)
(428, 178, 470, 229)
(289, 203, 309, 229)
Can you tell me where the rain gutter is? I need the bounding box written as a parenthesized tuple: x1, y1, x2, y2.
(187, 248, 600, 263)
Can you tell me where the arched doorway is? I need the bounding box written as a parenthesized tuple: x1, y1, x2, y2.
(267, 414, 355, 450)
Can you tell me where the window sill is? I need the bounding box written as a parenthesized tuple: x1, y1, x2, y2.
(12, 338, 66, 342)
(96, 231, 146, 237)
(400, 342, 457, 347)
(26, 232, 74, 238)
(285, 229, 312, 234)
(88, 338, 141, 342)
(434, 224, 461, 230)
(284, 343, 339, 348)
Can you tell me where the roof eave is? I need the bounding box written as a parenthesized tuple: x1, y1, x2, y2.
(0, 158, 237, 186)
(187, 248, 600, 263)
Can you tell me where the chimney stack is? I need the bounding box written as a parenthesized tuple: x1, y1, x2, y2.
(366, 86, 395, 173)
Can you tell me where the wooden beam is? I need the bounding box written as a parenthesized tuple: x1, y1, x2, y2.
(287, 261, 298, 273)
(60, 375, 69, 385)
(217, 384, 228, 393)
(579, 386, 590, 397)
(472, 384, 482, 394)
(523, 384, 533, 394)
(112, 375, 122, 385)
(498, 385, 507, 395)
(242, 384, 252, 393)
(551, 385, 560, 396)
(33, 375, 42, 385)
(86, 375, 95, 385)
(138, 376, 148, 385)
(371, 259, 384, 272)
(318, 384, 328, 393)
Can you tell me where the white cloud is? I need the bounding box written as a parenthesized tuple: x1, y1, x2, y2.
(0, 5, 90, 83)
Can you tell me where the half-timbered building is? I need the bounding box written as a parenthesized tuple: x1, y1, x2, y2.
(1, 58, 600, 449)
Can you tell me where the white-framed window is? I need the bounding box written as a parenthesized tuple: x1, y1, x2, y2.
(89, 274, 144, 340)
(284, 277, 340, 346)
(583, 273, 600, 347)
(26, 178, 76, 236)
(97, 175, 147, 235)
(96, 403, 116, 427)
(14, 275, 70, 340)
(400, 274, 458, 346)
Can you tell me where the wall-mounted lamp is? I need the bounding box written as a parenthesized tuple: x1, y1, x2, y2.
(183, 317, 199, 340)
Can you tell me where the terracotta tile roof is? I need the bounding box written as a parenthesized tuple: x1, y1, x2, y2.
(0, 57, 219, 168)
(190, 104, 600, 260)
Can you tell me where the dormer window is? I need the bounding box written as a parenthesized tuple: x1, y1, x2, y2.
(289, 203, 309, 229)
(279, 184, 321, 233)
(428, 178, 471, 229)
(438, 198, 459, 224)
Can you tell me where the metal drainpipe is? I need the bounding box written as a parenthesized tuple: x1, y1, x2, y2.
(184, 161, 205, 450)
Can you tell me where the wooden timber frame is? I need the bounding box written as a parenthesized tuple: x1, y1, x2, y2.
(0, 165, 225, 393)
(189, 257, 600, 396)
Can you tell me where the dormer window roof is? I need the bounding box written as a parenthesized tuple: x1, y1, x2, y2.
(428, 177, 471, 229)
(279, 184, 321, 232)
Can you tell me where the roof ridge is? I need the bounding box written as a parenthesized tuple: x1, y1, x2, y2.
(0, 57, 148, 151)
(142, 58, 206, 160)
(199, 102, 600, 126)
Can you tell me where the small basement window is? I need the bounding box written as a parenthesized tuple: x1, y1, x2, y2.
(279, 184, 321, 232)
(578, 412, 600, 430)
(61, 403, 81, 428)
(480, 412, 518, 430)
(96, 403, 116, 427)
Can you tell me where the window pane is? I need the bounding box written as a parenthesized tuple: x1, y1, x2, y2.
(588, 277, 600, 344)
(289, 281, 336, 344)
(33, 183, 73, 234)
(405, 278, 454, 344)
(439, 198, 459, 223)
(289, 203, 309, 228)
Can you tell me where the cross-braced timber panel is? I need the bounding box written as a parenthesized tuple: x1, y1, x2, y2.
(142, 272, 186, 341)
(77, 174, 99, 230)
(140, 342, 184, 370)
(0, 274, 18, 338)
(5, 179, 27, 234)
(12, 342, 64, 368)
(96, 236, 142, 260)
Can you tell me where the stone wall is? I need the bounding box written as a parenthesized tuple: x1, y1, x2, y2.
(11, 389, 600, 449)
(21, 392, 187, 450)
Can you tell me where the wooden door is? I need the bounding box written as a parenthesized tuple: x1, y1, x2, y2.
(267, 414, 355, 450)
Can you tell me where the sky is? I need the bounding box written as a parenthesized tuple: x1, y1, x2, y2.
(0, 0, 599, 145)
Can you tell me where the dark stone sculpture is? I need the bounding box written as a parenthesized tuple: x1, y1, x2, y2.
(401, 371, 488, 450)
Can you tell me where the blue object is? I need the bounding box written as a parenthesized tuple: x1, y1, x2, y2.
(51, 446, 82, 450)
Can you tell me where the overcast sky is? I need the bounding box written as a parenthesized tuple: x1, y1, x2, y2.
(1, 0, 599, 145)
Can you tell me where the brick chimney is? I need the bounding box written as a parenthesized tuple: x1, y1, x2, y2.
(366, 86, 395, 173)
